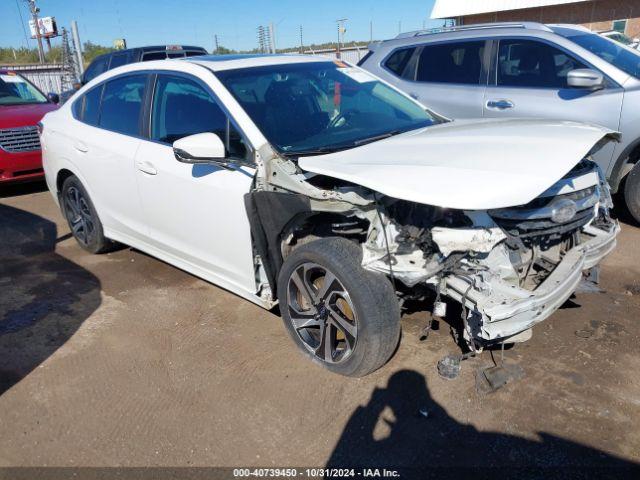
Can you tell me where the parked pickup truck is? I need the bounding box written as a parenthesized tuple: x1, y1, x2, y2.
(59, 45, 208, 103)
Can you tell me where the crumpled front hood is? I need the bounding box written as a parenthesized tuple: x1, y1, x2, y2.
(298, 119, 619, 210)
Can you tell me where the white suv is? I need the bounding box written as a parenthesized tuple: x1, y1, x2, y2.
(41, 55, 619, 376)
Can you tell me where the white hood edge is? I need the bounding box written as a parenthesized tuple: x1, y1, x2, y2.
(298, 119, 620, 210)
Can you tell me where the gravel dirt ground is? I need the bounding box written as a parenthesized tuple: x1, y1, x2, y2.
(1, 181, 639, 476)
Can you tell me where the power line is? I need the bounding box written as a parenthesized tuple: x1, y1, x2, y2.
(14, 0, 31, 49)
(299, 25, 303, 53)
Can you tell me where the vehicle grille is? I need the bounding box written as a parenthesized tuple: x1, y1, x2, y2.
(0, 126, 41, 153)
(489, 186, 599, 244)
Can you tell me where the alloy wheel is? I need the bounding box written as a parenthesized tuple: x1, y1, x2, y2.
(286, 262, 358, 364)
(64, 186, 96, 246)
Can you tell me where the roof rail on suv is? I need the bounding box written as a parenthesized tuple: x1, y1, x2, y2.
(395, 22, 553, 39)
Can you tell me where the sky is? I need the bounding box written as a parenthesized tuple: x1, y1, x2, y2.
(1, 0, 442, 52)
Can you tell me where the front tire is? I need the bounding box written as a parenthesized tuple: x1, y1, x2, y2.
(61, 175, 115, 254)
(624, 162, 640, 224)
(277, 237, 400, 377)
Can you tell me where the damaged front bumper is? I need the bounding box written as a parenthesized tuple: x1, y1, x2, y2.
(442, 221, 620, 342)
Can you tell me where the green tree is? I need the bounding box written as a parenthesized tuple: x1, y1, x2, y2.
(82, 41, 115, 64)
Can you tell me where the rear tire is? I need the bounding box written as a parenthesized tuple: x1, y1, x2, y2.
(277, 237, 400, 377)
(61, 175, 116, 254)
(624, 162, 640, 224)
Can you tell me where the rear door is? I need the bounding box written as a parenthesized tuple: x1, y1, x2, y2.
(69, 73, 149, 239)
(384, 40, 489, 118)
(483, 38, 624, 168)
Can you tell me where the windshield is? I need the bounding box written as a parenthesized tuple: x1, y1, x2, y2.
(216, 61, 438, 155)
(0, 73, 48, 105)
(562, 31, 640, 80)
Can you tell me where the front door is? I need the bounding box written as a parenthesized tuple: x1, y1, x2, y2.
(483, 38, 624, 170)
(134, 73, 257, 294)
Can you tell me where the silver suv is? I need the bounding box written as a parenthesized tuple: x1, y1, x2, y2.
(359, 22, 640, 223)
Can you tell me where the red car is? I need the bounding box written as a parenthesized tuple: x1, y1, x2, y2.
(0, 70, 58, 184)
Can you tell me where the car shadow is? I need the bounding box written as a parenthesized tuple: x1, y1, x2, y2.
(0, 180, 48, 198)
(327, 369, 639, 476)
(0, 203, 102, 395)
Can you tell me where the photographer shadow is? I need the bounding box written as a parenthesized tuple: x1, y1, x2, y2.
(327, 370, 638, 475)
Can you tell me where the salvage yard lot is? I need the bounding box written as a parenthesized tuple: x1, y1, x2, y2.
(1, 182, 639, 469)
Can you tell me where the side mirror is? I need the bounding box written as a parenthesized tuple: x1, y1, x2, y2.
(567, 69, 605, 90)
(72, 82, 82, 90)
(173, 132, 227, 165)
(47, 92, 60, 104)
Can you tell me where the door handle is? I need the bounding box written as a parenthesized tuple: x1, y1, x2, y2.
(136, 161, 157, 175)
(74, 142, 88, 153)
(409, 92, 419, 99)
(486, 99, 515, 110)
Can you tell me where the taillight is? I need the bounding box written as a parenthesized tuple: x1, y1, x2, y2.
(37, 122, 44, 135)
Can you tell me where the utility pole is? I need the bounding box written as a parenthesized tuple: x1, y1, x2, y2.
(369, 20, 373, 42)
(398, 20, 402, 35)
(299, 25, 303, 53)
(25, 0, 45, 63)
(336, 18, 347, 58)
(71, 21, 84, 75)
(214, 34, 219, 54)
(269, 22, 276, 53)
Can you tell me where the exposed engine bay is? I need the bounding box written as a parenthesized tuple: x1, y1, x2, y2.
(246, 148, 619, 350)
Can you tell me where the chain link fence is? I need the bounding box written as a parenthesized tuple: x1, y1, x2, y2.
(282, 45, 370, 64)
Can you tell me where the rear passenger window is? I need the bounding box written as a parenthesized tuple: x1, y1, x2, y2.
(99, 75, 146, 136)
(497, 39, 588, 88)
(384, 47, 417, 79)
(416, 41, 485, 84)
(82, 85, 103, 126)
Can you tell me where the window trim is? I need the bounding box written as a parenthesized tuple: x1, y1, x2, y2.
(143, 70, 255, 162)
(379, 38, 491, 86)
(489, 36, 621, 90)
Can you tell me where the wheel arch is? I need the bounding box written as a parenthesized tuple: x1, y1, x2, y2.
(243, 191, 368, 300)
(56, 168, 75, 195)
(609, 137, 640, 193)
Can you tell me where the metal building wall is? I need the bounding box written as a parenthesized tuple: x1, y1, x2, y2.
(0, 64, 65, 94)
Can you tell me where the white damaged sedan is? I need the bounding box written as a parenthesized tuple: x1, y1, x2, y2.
(40, 55, 620, 376)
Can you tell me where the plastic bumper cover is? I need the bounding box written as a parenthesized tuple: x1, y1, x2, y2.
(443, 222, 619, 341)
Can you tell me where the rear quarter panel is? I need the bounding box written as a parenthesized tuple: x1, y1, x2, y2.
(40, 107, 98, 211)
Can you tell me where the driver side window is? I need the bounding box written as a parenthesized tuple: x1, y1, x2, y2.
(497, 39, 588, 89)
(150, 74, 251, 160)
